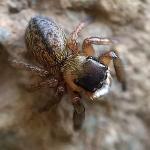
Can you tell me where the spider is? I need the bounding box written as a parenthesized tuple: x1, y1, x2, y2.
(9, 16, 126, 130)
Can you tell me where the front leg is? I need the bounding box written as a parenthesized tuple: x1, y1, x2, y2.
(99, 51, 127, 91)
(82, 37, 116, 56)
(71, 92, 85, 130)
(112, 53, 127, 91)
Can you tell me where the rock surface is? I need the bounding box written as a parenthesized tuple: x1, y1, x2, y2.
(0, 0, 150, 150)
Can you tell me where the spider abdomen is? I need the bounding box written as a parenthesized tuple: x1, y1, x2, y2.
(25, 16, 68, 68)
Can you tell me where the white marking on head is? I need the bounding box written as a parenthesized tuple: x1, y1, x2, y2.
(92, 70, 112, 99)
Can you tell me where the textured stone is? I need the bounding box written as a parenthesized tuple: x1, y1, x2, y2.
(0, 0, 150, 150)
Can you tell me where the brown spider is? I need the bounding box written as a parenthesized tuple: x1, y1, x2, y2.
(9, 16, 126, 130)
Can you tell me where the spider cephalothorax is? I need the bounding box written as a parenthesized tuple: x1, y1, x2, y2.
(9, 16, 126, 130)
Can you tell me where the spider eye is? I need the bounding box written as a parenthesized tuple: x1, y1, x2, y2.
(86, 56, 93, 59)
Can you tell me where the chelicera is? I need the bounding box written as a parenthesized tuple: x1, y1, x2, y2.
(9, 16, 126, 130)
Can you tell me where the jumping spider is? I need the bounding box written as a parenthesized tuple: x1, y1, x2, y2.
(9, 16, 126, 130)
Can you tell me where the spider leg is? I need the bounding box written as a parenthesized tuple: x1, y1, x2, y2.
(71, 92, 85, 130)
(68, 18, 93, 53)
(27, 78, 58, 93)
(8, 58, 49, 77)
(112, 53, 127, 91)
(38, 85, 65, 113)
(99, 51, 127, 91)
(82, 37, 116, 57)
(68, 22, 85, 53)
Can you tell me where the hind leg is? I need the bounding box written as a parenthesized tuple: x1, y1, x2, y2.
(9, 58, 49, 77)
